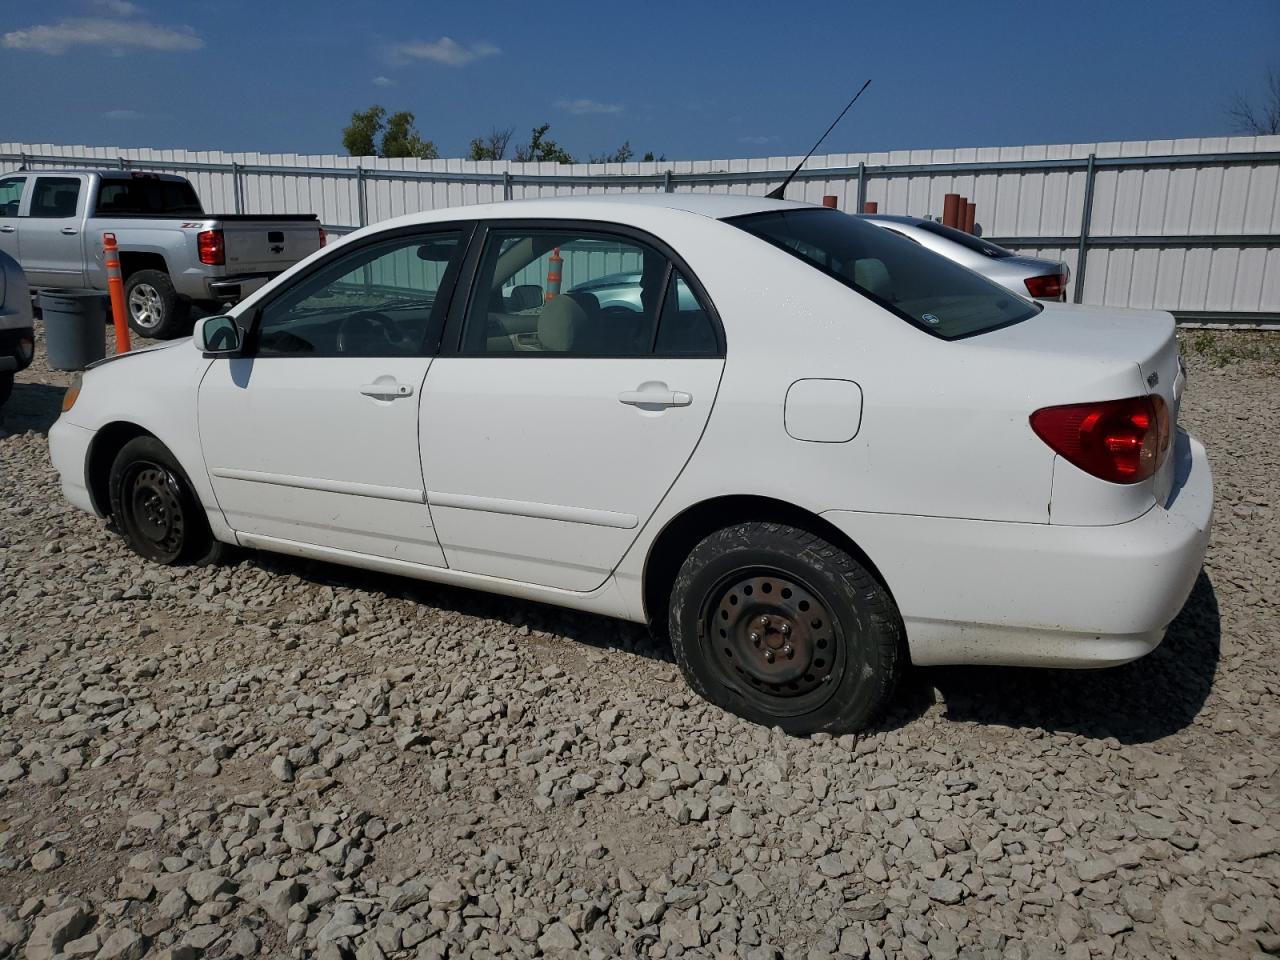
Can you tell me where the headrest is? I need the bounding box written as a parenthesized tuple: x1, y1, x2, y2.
(538, 295, 586, 352)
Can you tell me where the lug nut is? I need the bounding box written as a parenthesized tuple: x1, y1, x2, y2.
(780, 623, 791, 636)
(783, 644, 794, 657)
(749, 632, 760, 644)
(758, 616, 769, 627)
(764, 650, 775, 663)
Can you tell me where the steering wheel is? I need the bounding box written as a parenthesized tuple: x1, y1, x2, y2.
(336, 310, 410, 355)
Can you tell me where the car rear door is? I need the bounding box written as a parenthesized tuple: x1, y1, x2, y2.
(419, 221, 726, 591)
(197, 224, 471, 565)
(0, 175, 25, 262)
(20, 175, 87, 286)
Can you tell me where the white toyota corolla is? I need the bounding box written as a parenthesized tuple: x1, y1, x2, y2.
(49, 194, 1213, 734)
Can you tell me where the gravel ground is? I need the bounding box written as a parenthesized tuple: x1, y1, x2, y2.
(0, 326, 1277, 960)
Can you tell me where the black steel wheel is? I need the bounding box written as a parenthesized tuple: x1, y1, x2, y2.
(108, 436, 223, 565)
(669, 521, 902, 735)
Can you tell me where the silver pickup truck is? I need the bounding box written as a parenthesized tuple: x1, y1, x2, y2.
(0, 169, 324, 338)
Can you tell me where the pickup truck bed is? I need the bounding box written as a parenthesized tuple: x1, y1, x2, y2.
(0, 169, 324, 338)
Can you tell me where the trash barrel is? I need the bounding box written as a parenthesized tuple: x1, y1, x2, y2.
(39, 290, 107, 371)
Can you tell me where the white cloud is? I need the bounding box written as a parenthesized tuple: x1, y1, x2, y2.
(556, 98, 623, 116)
(90, 0, 141, 14)
(739, 135, 779, 145)
(2, 17, 203, 54)
(372, 75, 395, 87)
(103, 108, 144, 120)
(388, 36, 499, 66)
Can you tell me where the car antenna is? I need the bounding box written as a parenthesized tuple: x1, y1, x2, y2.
(766, 79, 871, 201)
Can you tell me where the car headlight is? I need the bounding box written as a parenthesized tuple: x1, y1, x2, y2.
(61, 374, 82, 413)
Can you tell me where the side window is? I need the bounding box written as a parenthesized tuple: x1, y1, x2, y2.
(255, 230, 463, 357)
(462, 229, 672, 356)
(0, 177, 24, 217)
(654, 271, 719, 356)
(28, 177, 81, 219)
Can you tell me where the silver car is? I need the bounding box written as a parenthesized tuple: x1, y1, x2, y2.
(860, 214, 1069, 301)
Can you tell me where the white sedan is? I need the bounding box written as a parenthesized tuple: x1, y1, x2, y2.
(49, 194, 1213, 734)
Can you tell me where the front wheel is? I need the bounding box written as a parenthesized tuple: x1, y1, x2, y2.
(124, 269, 189, 340)
(108, 436, 224, 565)
(669, 522, 903, 735)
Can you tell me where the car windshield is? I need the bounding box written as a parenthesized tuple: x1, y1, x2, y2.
(729, 209, 1040, 339)
(913, 219, 1014, 259)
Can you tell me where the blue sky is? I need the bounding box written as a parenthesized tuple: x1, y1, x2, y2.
(2, 0, 1277, 160)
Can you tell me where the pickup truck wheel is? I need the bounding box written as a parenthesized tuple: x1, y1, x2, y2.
(125, 270, 189, 340)
(668, 522, 903, 736)
(108, 436, 224, 565)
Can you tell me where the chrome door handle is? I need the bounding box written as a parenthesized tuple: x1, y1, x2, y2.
(0, 225, 14, 233)
(618, 386, 693, 408)
(61, 227, 79, 236)
(360, 381, 414, 399)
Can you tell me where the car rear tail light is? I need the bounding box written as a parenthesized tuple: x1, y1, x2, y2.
(1024, 273, 1067, 300)
(1030, 395, 1170, 484)
(319, 227, 327, 247)
(197, 229, 225, 266)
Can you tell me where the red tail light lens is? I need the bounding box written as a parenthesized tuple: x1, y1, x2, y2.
(1024, 274, 1067, 300)
(319, 227, 327, 247)
(197, 229, 225, 266)
(1030, 395, 1169, 484)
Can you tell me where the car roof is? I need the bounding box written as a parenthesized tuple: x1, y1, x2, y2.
(8, 168, 191, 183)
(860, 214, 929, 226)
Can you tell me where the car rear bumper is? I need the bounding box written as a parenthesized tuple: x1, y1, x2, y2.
(48, 418, 99, 516)
(205, 273, 280, 302)
(822, 428, 1213, 668)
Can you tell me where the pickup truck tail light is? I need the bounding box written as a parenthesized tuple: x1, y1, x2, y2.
(197, 229, 225, 266)
(1030, 395, 1169, 484)
(319, 227, 327, 247)
(1024, 273, 1067, 300)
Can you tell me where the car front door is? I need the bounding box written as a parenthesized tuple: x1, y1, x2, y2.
(21, 175, 87, 286)
(0, 176, 25, 262)
(197, 225, 471, 565)
(420, 222, 726, 591)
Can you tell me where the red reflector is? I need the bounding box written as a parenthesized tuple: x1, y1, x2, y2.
(1024, 273, 1067, 300)
(318, 227, 328, 247)
(1030, 395, 1169, 484)
(197, 229, 225, 266)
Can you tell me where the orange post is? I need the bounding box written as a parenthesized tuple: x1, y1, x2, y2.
(102, 232, 131, 353)
(545, 247, 563, 301)
(962, 201, 977, 234)
(942, 193, 961, 228)
(821, 195, 838, 208)
(862, 201, 878, 214)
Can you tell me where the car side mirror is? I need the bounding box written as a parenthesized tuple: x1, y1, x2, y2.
(198, 314, 243, 357)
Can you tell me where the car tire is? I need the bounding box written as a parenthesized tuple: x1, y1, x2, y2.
(124, 270, 189, 340)
(0, 371, 12, 407)
(108, 436, 225, 566)
(668, 521, 902, 735)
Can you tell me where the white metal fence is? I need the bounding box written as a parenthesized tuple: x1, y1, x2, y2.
(4, 136, 1279, 322)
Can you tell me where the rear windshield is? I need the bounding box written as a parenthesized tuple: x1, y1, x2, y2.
(95, 177, 203, 216)
(729, 209, 1039, 339)
(914, 219, 1013, 259)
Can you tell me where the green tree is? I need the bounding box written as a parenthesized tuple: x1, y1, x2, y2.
(589, 141, 633, 164)
(342, 105, 386, 157)
(513, 123, 574, 164)
(380, 111, 439, 159)
(641, 150, 667, 163)
(468, 126, 514, 161)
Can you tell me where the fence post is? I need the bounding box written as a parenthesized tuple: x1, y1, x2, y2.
(855, 161, 867, 212)
(663, 169, 673, 193)
(356, 165, 367, 227)
(1074, 153, 1097, 304)
(231, 161, 243, 215)
(502, 171, 512, 201)
(117, 156, 127, 170)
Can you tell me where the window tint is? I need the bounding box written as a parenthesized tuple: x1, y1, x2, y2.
(463, 230, 673, 356)
(256, 231, 463, 357)
(28, 177, 81, 219)
(730, 209, 1039, 340)
(654, 272, 718, 356)
(915, 220, 1013, 259)
(96, 177, 203, 216)
(0, 177, 24, 217)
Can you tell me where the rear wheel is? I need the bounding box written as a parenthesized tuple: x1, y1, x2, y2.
(108, 436, 223, 565)
(669, 521, 902, 735)
(125, 269, 189, 340)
